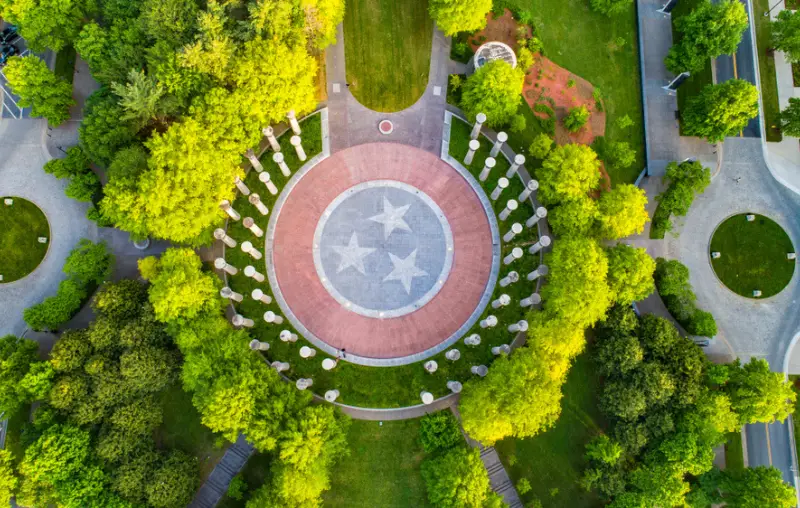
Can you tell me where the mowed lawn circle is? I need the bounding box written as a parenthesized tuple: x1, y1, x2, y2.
(0, 197, 50, 283)
(343, 0, 432, 112)
(710, 214, 796, 298)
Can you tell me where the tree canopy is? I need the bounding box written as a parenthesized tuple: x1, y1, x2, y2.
(429, 0, 493, 36)
(772, 9, 800, 63)
(460, 60, 524, 129)
(682, 80, 759, 142)
(606, 244, 656, 305)
(597, 184, 650, 240)
(536, 143, 601, 205)
(421, 447, 492, 507)
(3, 55, 74, 126)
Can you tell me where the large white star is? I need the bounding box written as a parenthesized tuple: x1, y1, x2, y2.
(331, 233, 375, 275)
(369, 197, 411, 239)
(383, 249, 427, 294)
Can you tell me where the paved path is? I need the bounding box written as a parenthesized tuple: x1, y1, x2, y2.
(188, 434, 255, 508)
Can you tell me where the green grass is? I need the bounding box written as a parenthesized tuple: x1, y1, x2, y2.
(343, 0, 432, 111)
(709, 214, 796, 298)
(671, 0, 714, 132)
(0, 197, 50, 283)
(752, 0, 784, 142)
(724, 430, 745, 473)
(323, 419, 430, 507)
(494, 351, 604, 507)
(54, 46, 76, 85)
(225, 114, 538, 407)
(497, 0, 645, 185)
(506, 100, 549, 156)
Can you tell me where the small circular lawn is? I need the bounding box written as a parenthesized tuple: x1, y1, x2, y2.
(0, 197, 50, 283)
(709, 213, 796, 298)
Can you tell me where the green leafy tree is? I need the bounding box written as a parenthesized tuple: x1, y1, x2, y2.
(654, 258, 717, 337)
(49, 329, 92, 372)
(76, 21, 148, 85)
(548, 196, 599, 237)
(140, 0, 198, 46)
(460, 60, 524, 129)
(0, 449, 18, 504)
(536, 143, 601, 205)
(595, 335, 644, 377)
(778, 97, 800, 137)
(661, 160, 712, 216)
(113, 450, 158, 503)
(724, 358, 796, 424)
(302, 0, 346, 50)
(420, 411, 462, 453)
(3, 55, 74, 126)
(564, 105, 590, 132)
(79, 88, 138, 166)
(23, 279, 87, 331)
(682, 80, 759, 142)
(528, 132, 553, 159)
(111, 69, 172, 129)
(719, 466, 796, 507)
(48, 374, 89, 411)
(0, 335, 40, 414)
(145, 451, 199, 508)
(590, 0, 630, 15)
(1, 0, 91, 51)
(43, 146, 90, 179)
(96, 426, 152, 464)
(421, 447, 491, 507)
(597, 184, 649, 240)
(601, 379, 647, 420)
(20, 361, 56, 401)
(64, 171, 101, 202)
(63, 239, 114, 286)
(603, 141, 636, 169)
(429, 0, 492, 36)
(606, 244, 656, 305)
(110, 396, 163, 434)
(18, 424, 91, 489)
(92, 279, 149, 323)
(120, 347, 176, 394)
(585, 435, 623, 465)
(772, 9, 800, 63)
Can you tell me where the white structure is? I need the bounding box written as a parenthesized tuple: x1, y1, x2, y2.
(219, 200, 240, 221)
(471, 365, 489, 377)
(251, 288, 272, 304)
(490, 132, 508, 157)
(263, 311, 284, 324)
(220, 287, 243, 302)
(503, 223, 523, 242)
(527, 264, 549, 281)
(262, 126, 281, 152)
(280, 330, 298, 342)
(241, 241, 263, 260)
(234, 176, 250, 196)
(471, 42, 517, 74)
(492, 344, 511, 355)
(499, 271, 519, 287)
(447, 381, 463, 393)
(322, 358, 337, 370)
(300, 346, 317, 358)
(520, 293, 542, 307)
(506, 154, 526, 178)
(243, 217, 264, 238)
(214, 228, 237, 248)
(424, 360, 438, 373)
(498, 200, 518, 221)
(214, 258, 238, 275)
(232, 314, 254, 328)
(273, 152, 291, 177)
(246, 150, 264, 172)
(503, 247, 524, 265)
(509, 320, 529, 333)
(445, 349, 461, 361)
(290, 135, 307, 161)
(325, 389, 340, 402)
(479, 157, 496, 182)
(526, 207, 548, 228)
(480, 315, 498, 328)
(287, 110, 301, 135)
(518, 180, 538, 202)
(244, 265, 265, 282)
(271, 361, 290, 372)
(249, 339, 270, 351)
(529, 236, 551, 255)
(296, 378, 313, 390)
(259, 172, 279, 195)
(490, 178, 509, 201)
(471, 113, 487, 140)
(464, 139, 480, 165)
(464, 334, 481, 346)
(492, 294, 511, 308)
(249, 194, 269, 215)
(420, 391, 435, 404)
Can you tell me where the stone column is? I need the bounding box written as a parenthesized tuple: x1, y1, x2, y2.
(219, 200, 241, 221)
(490, 178, 509, 201)
(470, 113, 487, 140)
(526, 207, 548, 228)
(498, 199, 518, 221)
(243, 217, 264, 237)
(232, 314, 254, 328)
(271, 361, 290, 372)
(520, 293, 542, 307)
(420, 391, 434, 404)
(300, 346, 317, 358)
(244, 265, 265, 282)
(471, 365, 488, 377)
(262, 126, 281, 152)
(263, 311, 284, 324)
(246, 149, 264, 172)
(491, 294, 511, 309)
(322, 358, 337, 370)
(491, 344, 511, 355)
(464, 334, 481, 346)
(518, 180, 539, 202)
(280, 330, 298, 342)
(252, 289, 272, 304)
(506, 154, 526, 178)
(287, 110, 302, 135)
(508, 320, 529, 333)
(503, 223, 523, 242)
(527, 264, 549, 281)
(214, 228, 237, 248)
(445, 349, 461, 361)
(290, 135, 307, 161)
(528, 235, 551, 255)
(273, 152, 291, 177)
(479, 157, 496, 182)
(424, 360, 438, 373)
(503, 247, 523, 265)
(325, 389, 340, 402)
(259, 172, 279, 195)
(296, 378, 313, 390)
(464, 139, 480, 165)
(447, 381, 463, 393)
(249, 339, 270, 351)
(234, 176, 251, 196)
(499, 271, 519, 287)
(490, 131, 508, 157)
(241, 241, 263, 260)
(249, 194, 269, 215)
(220, 286, 243, 302)
(480, 315, 498, 328)
(214, 258, 238, 275)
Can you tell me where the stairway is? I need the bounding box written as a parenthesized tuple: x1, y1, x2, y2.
(479, 446, 524, 508)
(188, 434, 256, 508)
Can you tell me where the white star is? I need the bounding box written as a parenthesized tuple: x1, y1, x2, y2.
(331, 233, 375, 275)
(369, 197, 411, 239)
(383, 249, 427, 294)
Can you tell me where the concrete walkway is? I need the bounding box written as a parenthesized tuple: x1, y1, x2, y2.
(188, 434, 255, 508)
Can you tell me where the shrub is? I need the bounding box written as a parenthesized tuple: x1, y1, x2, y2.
(510, 114, 527, 133)
(651, 160, 711, 238)
(421, 447, 491, 507)
(420, 412, 462, 453)
(654, 258, 717, 337)
(517, 478, 532, 495)
(64, 171, 101, 202)
(533, 102, 554, 117)
(616, 114, 634, 130)
(461, 60, 524, 128)
(564, 105, 589, 132)
(23, 279, 87, 331)
(528, 133, 553, 159)
(44, 147, 90, 179)
(567, 79, 576, 88)
(591, 0, 630, 15)
(517, 47, 534, 71)
(227, 475, 247, 500)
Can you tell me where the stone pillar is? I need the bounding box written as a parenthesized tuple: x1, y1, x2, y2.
(234, 176, 251, 196)
(214, 258, 238, 275)
(464, 139, 480, 165)
(246, 149, 264, 172)
(520, 293, 542, 307)
(471, 365, 488, 377)
(470, 113, 487, 140)
(280, 330, 298, 342)
(445, 349, 461, 361)
(527, 264, 549, 281)
(325, 389, 340, 402)
(490, 131, 508, 157)
(271, 361, 290, 372)
(420, 391, 434, 404)
(263, 311, 284, 324)
(262, 126, 281, 152)
(508, 320, 529, 333)
(526, 206, 548, 228)
(241, 241, 263, 260)
(491, 344, 511, 355)
(518, 180, 538, 202)
(424, 360, 438, 373)
(273, 152, 291, 177)
(220, 286, 243, 302)
(503, 223, 523, 242)
(249, 339, 270, 351)
(232, 314, 254, 328)
(499, 271, 519, 287)
(322, 358, 337, 370)
(300, 346, 317, 358)
(447, 381, 463, 393)
(249, 193, 269, 215)
(498, 199, 518, 221)
(252, 289, 272, 304)
(243, 217, 264, 237)
(479, 157, 496, 182)
(219, 200, 241, 221)
(287, 110, 302, 135)
(296, 378, 313, 390)
(503, 247, 523, 265)
(506, 154, 526, 178)
(490, 178, 509, 201)
(290, 135, 307, 161)
(480, 315, 498, 328)
(528, 235, 551, 255)
(259, 172, 279, 195)
(244, 265, 265, 282)
(491, 294, 511, 309)
(214, 228, 237, 248)
(464, 334, 481, 346)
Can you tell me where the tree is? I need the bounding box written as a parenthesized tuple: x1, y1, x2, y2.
(3, 55, 74, 126)
(64, 171, 101, 202)
(548, 196, 598, 237)
(601, 379, 647, 420)
(92, 279, 149, 323)
(302, 0, 346, 50)
(662, 159, 712, 215)
(429, 0, 492, 36)
(724, 358, 796, 425)
(111, 69, 172, 129)
(536, 143, 601, 205)
(79, 88, 138, 166)
(420, 411, 462, 453)
(112, 450, 158, 503)
(49, 330, 92, 372)
(44, 146, 90, 179)
(528, 132, 553, 159)
(564, 105, 590, 132)
(110, 396, 163, 434)
(120, 346, 176, 393)
(778, 97, 800, 137)
(0, 450, 18, 504)
(460, 60, 524, 129)
(63, 239, 114, 286)
(1, 0, 91, 51)
(19, 424, 91, 486)
(0, 335, 40, 414)
(421, 447, 491, 507)
(597, 184, 649, 240)
(682, 80, 759, 142)
(145, 451, 199, 508)
(20, 361, 56, 401)
(140, 0, 199, 46)
(585, 435, 623, 465)
(76, 21, 149, 85)
(595, 335, 644, 377)
(665, 0, 748, 73)
(719, 466, 796, 507)
(606, 244, 656, 305)
(603, 141, 636, 169)
(772, 9, 800, 63)
(23, 278, 87, 332)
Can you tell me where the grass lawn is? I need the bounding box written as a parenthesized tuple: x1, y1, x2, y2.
(498, 0, 645, 185)
(495, 351, 604, 507)
(343, 0, 432, 112)
(0, 197, 50, 283)
(724, 430, 745, 473)
(752, 0, 784, 142)
(54, 45, 76, 85)
(323, 419, 430, 507)
(671, 0, 714, 133)
(709, 213, 796, 298)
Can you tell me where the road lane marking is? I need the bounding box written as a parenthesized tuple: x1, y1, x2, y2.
(766, 423, 774, 466)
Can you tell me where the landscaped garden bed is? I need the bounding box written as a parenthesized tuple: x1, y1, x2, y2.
(671, 0, 714, 135)
(0, 197, 50, 283)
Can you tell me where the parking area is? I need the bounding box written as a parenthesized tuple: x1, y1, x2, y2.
(1, 20, 35, 119)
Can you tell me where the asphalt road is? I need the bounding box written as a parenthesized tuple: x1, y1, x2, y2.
(746, 420, 797, 487)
